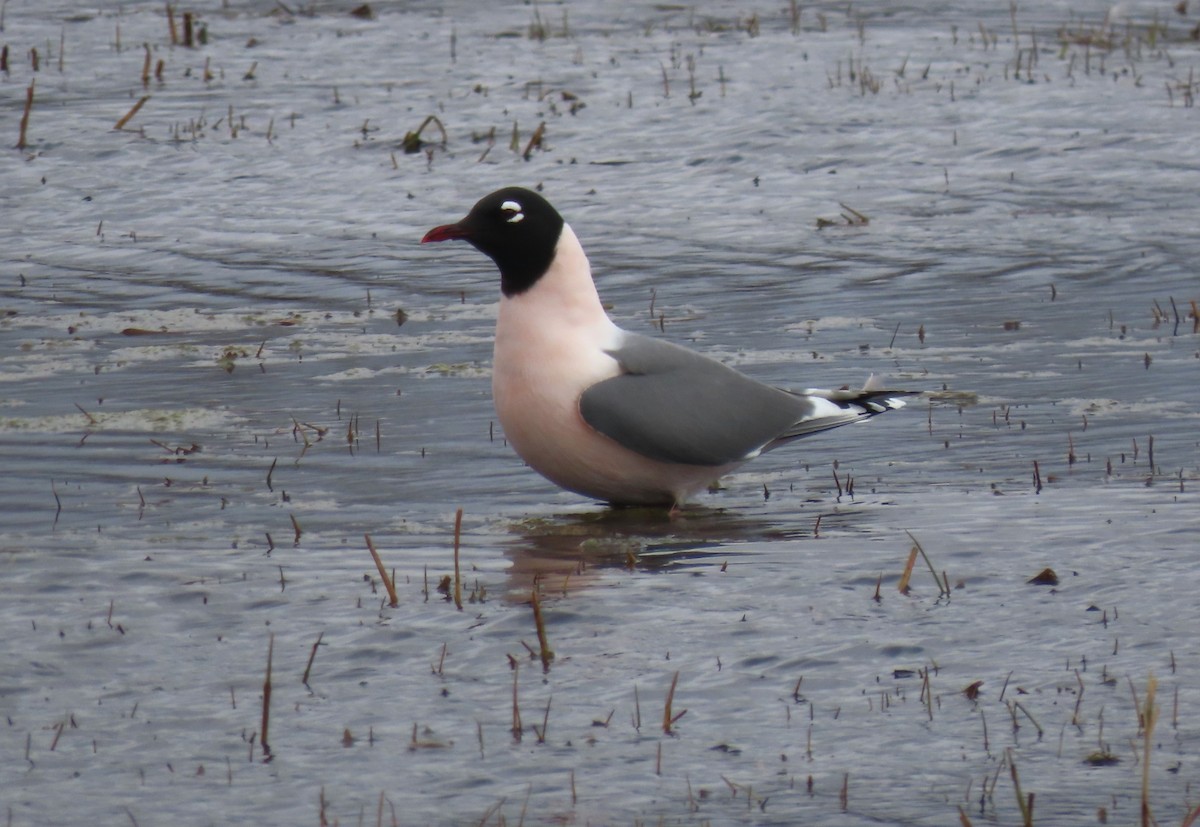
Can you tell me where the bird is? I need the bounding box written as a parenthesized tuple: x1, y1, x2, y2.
(421, 186, 912, 508)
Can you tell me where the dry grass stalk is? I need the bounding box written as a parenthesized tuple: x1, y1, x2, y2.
(364, 534, 398, 607)
(662, 671, 684, 734)
(401, 114, 446, 154)
(1071, 670, 1085, 726)
(905, 530, 949, 596)
(522, 121, 546, 160)
(261, 633, 274, 759)
(511, 662, 522, 741)
(530, 587, 554, 671)
(301, 631, 323, 687)
(534, 696, 552, 744)
(16, 80, 34, 150)
(452, 507, 463, 610)
(921, 668, 933, 721)
(1012, 700, 1044, 739)
(1141, 673, 1157, 827)
(1007, 748, 1033, 827)
(898, 546, 918, 595)
(115, 95, 150, 130)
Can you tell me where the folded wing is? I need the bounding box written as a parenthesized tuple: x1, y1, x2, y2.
(579, 333, 913, 467)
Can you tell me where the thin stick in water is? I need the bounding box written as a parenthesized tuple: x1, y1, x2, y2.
(364, 534, 398, 607)
(115, 95, 150, 130)
(261, 633, 274, 759)
(452, 507, 463, 610)
(301, 631, 323, 687)
(531, 588, 554, 671)
(16, 80, 34, 149)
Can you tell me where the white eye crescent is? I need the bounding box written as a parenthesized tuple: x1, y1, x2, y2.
(501, 200, 525, 223)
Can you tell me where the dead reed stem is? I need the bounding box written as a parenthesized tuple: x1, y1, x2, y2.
(534, 696, 552, 743)
(364, 534, 398, 607)
(898, 546, 918, 594)
(301, 631, 323, 687)
(115, 95, 150, 130)
(261, 633, 274, 759)
(662, 671, 681, 734)
(511, 662, 522, 741)
(1141, 673, 1157, 827)
(1071, 670, 1085, 725)
(1012, 700, 1044, 739)
(1007, 748, 1033, 827)
(16, 80, 33, 149)
(905, 530, 949, 596)
(521, 122, 546, 160)
(531, 587, 554, 671)
(452, 507, 463, 611)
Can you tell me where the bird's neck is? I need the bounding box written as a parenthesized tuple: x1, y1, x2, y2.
(497, 223, 615, 337)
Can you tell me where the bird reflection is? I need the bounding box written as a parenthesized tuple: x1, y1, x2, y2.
(496, 505, 809, 600)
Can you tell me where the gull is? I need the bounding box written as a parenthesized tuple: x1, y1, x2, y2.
(422, 187, 911, 507)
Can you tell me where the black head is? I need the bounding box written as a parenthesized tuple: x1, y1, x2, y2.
(421, 187, 565, 297)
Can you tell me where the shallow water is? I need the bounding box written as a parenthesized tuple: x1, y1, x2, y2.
(2, 1, 1199, 825)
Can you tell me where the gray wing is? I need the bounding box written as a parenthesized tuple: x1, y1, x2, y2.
(579, 333, 811, 467)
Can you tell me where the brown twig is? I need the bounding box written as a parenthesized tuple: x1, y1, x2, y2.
(115, 95, 150, 130)
(260, 633, 274, 759)
(662, 671, 683, 734)
(301, 632, 323, 687)
(364, 534, 398, 607)
(16, 80, 34, 149)
(452, 507, 463, 611)
(531, 588, 554, 671)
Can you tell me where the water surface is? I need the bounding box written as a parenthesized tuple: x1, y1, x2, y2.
(2, 1, 1199, 824)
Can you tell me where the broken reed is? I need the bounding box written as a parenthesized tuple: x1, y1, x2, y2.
(301, 631, 323, 687)
(452, 507, 463, 610)
(898, 530, 949, 597)
(1008, 748, 1034, 827)
(662, 671, 685, 734)
(364, 534, 398, 607)
(166, 6, 199, 48)
(261, 632, 274, 759)
(511, 661, 522, 741)
(530, 587, 554, 671)
(115, 95, 150, 130)
(16, 80, 34, 150)
(1141, 674, 1158, 827)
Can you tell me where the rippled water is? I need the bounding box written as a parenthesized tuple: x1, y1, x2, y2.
(3, 1, 1199, 825)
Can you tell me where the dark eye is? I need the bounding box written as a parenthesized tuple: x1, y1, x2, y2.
(500, 200, 525, 224)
